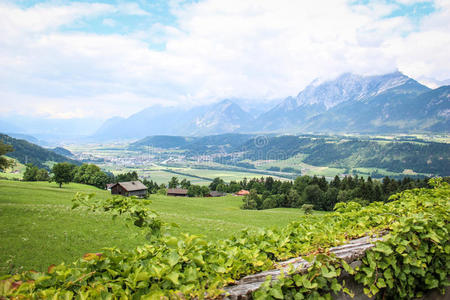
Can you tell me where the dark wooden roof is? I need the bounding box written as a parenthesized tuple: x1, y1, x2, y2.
(112, 181, 147, 192)
(167, 188, 188, 195)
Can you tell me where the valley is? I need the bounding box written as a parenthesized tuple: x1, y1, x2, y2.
(59, 133, 449, 186)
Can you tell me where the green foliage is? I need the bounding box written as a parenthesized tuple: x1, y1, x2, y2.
(51, 162, 76, 188)
(187, 184, 210, 197)
(250, 179, 450, 299)
(239, 135, 450, 176)
(242, 189, 260, 209)
(71, 193, 163, 238)
(354, 178, 450, 299)
(115, 171, 138, 182)
(0, 141, 15, 171)
(1, 179, 448, 299)
(23, 164, 49, 181)
(0, 134, 79, 169)
(254, 254, 355, 300)
(168, 176, 179, 188)
(72, 163, 110, 189)
(0, 180, 310, 275)
(209, 177, 225, 191)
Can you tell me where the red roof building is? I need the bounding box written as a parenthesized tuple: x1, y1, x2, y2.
(235, 190, 250, 196)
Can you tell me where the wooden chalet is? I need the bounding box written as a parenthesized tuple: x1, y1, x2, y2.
(110, 181, 148, 198)
(167, 188, 188, 197)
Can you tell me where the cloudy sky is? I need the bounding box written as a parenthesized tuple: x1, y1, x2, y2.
(1, 0, 449, 120)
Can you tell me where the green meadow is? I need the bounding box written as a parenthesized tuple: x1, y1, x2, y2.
(0, 180, 310, 275)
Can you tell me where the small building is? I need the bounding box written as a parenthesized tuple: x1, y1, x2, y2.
(106, 183, 115, 191)
(167, 188, 188, 197)
(235, 190, 250, 196)
(110, 181, 148, 198)
(207, 191, 225, 197)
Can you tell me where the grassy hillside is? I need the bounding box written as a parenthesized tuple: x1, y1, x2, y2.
(238, 135, 450, 176)
(0, 180, 310, 275)
(0, 158, 26, 180)
(0, 134, 79, 169)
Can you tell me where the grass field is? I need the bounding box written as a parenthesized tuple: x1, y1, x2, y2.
(0, 180, 311, 275)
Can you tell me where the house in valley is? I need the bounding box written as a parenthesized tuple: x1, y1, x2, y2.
(110, 181, 148, 198)
(234, 190, 250, 196)
(167, 188, 188, 197)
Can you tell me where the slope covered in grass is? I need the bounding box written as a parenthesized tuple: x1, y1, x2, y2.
(0, 180, 310, 274)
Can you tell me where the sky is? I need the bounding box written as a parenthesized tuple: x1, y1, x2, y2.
(0, 0, 449, 120)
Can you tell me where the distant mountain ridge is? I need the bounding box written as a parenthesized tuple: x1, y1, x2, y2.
(92, 71, 449, 140)
(251, 71, 434, 132)
(185, 99, 253, 135)
(0, 134, 79, 169)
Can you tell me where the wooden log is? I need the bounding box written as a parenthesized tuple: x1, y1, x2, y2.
(223, 233, 386, 300)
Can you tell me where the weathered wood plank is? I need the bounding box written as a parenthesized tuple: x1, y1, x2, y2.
(223, 233, 386, 299)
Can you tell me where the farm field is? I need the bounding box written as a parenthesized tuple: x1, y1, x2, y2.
(102, 164, 290, 185)
(0, 180, 311, 275)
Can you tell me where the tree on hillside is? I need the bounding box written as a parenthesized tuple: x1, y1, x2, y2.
(302, 184, 324, 210)
(209, 177, 224, 191)
(0, 141, 14, 171)
(115, 171, 138, 182)
(168, 177, 179, 189)
(72, 163, 110, 189)
(36, 168, 50, 181)
(241, 189, 259, 210)
(51, 162, 75, 188)
(23, 164, 38, 181)
(23, 164, 49, 181)
(180, 178, 191, 189)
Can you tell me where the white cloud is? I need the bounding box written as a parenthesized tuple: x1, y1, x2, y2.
(0, 0, 449, 120)
(102, 18, 116, 27)
(117, 2, 150, 16)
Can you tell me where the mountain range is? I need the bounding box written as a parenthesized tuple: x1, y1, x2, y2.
(2, 71, 448, 142)
(91, 71, 448, 140)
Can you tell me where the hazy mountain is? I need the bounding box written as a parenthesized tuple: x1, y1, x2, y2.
(91, 106, 191, 140)
(86, 71, 450, 140)
(1, 116, 103, 143)
(304, 75, 435, 132)
(183, 99, 253, 135)
(93, 100, 253, 140)
(251, 71, 423, 132)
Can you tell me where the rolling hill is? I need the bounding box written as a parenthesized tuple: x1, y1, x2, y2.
(0, 134, 80, 169)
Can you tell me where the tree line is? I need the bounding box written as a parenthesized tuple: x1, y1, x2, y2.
(226, 175, 446, 211)
(18, 159, 449, 212)
(21, 162, 146, 189)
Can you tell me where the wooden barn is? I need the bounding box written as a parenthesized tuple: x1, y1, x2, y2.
(110, 181, 148, 198)
(167, 188, 188, 197)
